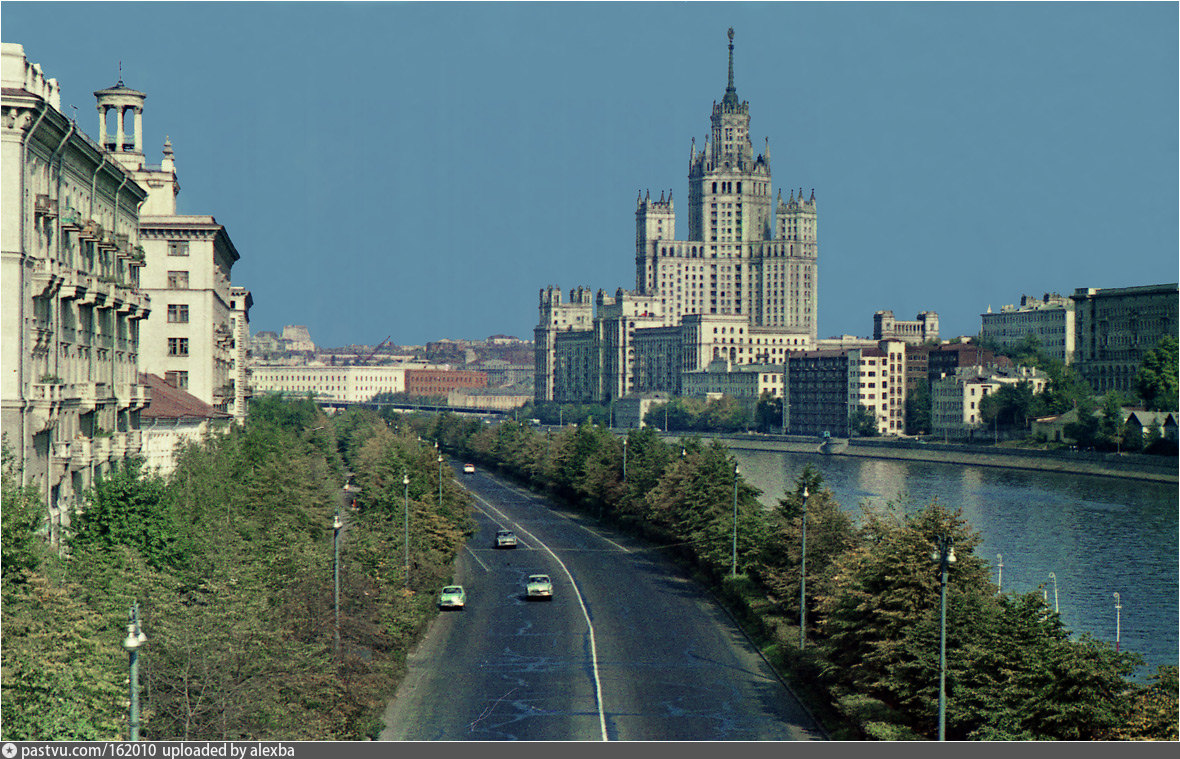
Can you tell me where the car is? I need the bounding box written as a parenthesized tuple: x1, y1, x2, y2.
(526, 574, 553, 601)
(438, 585, 466, 610)
(495, 529, 518, 549)
(463, 463, 476, 474)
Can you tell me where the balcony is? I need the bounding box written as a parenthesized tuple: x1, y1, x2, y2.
(35, 194, 58, 218)
(125, 429, 142, 454)
(112, 431, 128, 458)
(51, 440, 71, 462)
(71, 438, 93, 469)
(131, 385, 151, 410)
(59, 206, 82, 228)
(31, 380, 66, 405)
(77, 382, 111, 411)
(93, 436, 112, 461)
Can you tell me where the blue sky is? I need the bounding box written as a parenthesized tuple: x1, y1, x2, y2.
(4, 2, 1177, 348)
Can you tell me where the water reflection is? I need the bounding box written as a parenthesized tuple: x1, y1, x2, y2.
(731, 447, 1179, 676)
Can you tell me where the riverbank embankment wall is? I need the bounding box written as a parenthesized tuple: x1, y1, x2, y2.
(664, 433, 1178, 484)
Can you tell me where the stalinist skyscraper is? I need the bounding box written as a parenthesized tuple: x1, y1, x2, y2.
(537, 29, 818, 403)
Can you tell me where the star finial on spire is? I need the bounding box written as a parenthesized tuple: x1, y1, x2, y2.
(117, 60, 123, 87)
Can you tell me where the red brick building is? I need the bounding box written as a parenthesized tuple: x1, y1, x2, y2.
(404, 369, 487, 398)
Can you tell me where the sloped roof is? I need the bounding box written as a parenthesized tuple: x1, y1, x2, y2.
(140, 373, 231, 421)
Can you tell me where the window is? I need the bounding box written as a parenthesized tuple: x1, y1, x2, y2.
(164, 370, 189, 389)
(167, 304, 189, 323)
(168, 337, 189, 356)
(168, 241, 189, 256)
(167, 271, 189, 289)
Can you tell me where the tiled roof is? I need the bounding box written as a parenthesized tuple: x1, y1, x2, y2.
(140, 373, 231, 421)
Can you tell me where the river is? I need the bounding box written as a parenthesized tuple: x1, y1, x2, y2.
(728, 448, 1178, 677)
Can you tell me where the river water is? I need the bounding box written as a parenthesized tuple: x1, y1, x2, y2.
(729, 448, 1178, 676)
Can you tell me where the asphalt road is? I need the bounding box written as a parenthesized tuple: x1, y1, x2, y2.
(379, 466, 825, 741)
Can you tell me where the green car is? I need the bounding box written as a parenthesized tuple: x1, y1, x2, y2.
(526, 574, 553, 601)
(438, 585, 466, 610)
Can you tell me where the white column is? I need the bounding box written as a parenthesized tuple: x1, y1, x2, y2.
(115, 106, 125, 152)
(97, 104, 107, 148)
(133, 108, 143, 153)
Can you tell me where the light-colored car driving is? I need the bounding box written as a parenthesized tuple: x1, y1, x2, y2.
(526, 574, 553, 600)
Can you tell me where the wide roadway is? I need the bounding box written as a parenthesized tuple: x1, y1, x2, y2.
(379, 465, 825, 741)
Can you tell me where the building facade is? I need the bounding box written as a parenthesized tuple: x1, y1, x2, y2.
(535, 30, 818, 404)
(138, 372, 232, 476)
(2, 44, 153, 545)
(931, 365, 1048, 441)
(250, 364, 410, 402)
(93, 79, 251, 418)
(1070, 284, 1179, 394)
(873, 310, 939, 345)
(404, 368, 487, 398)
(980, 293, 1075, 364)
(783, 341, 906, 437)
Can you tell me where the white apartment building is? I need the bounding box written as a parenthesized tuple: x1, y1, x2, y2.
(2, 44, 153, 545)
(138, 372, 232, 476)
(980, 293, 1075, 364)
(536, 29, 817, 404)
(92, 78, 250, 419)
(931, 365, 1048, 441)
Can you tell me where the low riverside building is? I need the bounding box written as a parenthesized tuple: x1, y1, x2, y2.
(784, 340, 906, 437)
(682, 358, 783, 400)
(405, 368, 487, 398)
(251, 364, 410, 402)
(931, 365, 1048, 442)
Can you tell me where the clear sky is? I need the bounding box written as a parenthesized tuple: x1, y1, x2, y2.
(4, 1, 1177, 348)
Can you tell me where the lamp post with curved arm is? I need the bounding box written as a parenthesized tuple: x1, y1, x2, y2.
(1048, 572, 1058, 614)
(996, 553, 1003, 593)
(122, 601, 148, 741)
(731, 463, 740, 578)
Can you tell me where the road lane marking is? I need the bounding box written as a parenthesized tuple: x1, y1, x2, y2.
(465, 545, 491, 572)
(479, 481, 631, 554)
(468, 490, 609, 741)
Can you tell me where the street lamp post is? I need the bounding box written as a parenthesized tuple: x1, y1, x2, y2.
(731, 463, 740, 578)
(437, 453, 443, 511)
(403, 473, 410, 588)
(799, 485, 810, 649)
(333, 509, 343, 658)
(1113, 592, 1121, 652)
(996, 553, 1003, 593)
(1048, 572, 1058, 614)
(122, 601, 148, 741)
(931, 535, 956, 741)
(622, 437, 628, 481)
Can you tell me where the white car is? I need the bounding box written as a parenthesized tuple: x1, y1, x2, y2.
(526, 574, 553, 601)
(495, 530, 518, 549)
(463, 463, 475, 474)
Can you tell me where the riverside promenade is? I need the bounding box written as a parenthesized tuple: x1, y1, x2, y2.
(661, 432, 1178, 485)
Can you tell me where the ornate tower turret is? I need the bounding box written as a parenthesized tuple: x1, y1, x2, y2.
(94, 68, 146, 171)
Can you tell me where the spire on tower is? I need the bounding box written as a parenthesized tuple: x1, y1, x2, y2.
(722, 27, 740, 108)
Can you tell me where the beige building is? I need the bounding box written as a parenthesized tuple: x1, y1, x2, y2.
(784, 341, 907, 437)
(92, 77, 251, 419)
(1070, 284, 1178, 394)
(980, 293, 1075, 364)
(931, 365, 1048, 441)
(2, 44, 153, 544)
(873, 310, 939, 345)
(536, 30, 817, 404)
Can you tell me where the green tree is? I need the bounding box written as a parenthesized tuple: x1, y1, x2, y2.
(905, 380, 932, 436)
(1065, 396, 1101, 449)
(1136, 335, 1179, 411)
(849, 404, 879, 437)
(754, 391, 783, 433)
(71, 458, 183, 571)
(2, 441, 45, 583)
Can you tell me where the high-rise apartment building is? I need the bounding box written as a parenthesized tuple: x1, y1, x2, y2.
(783, 341, 907, 437)
(2, 44, 152, 544)
(536, 29, 817, 403)
(92, 78, 251, 420)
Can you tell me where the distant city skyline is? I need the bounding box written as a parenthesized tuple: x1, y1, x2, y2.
(4, 2, 1176, 346)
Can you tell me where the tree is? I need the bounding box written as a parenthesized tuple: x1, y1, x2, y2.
(71, 458, 183, 571)
(849, 404, 879, 437)
(1065, 396, 1101, 449)
(1136, 335, 1179, 411)
(2, 441, 44, 583)
(754, 391, 783, 433)
(905, 380, 932, 436)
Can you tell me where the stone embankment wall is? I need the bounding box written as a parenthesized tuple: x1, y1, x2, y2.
(663, 433, 1178, 484)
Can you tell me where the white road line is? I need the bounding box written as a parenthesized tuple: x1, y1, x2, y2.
(497, 484, 631, 554)
(464, 545, 491, 572)
(469, 490, 609, 742)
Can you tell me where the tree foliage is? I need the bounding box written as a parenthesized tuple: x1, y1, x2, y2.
(1135, 335, 1179, 412)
